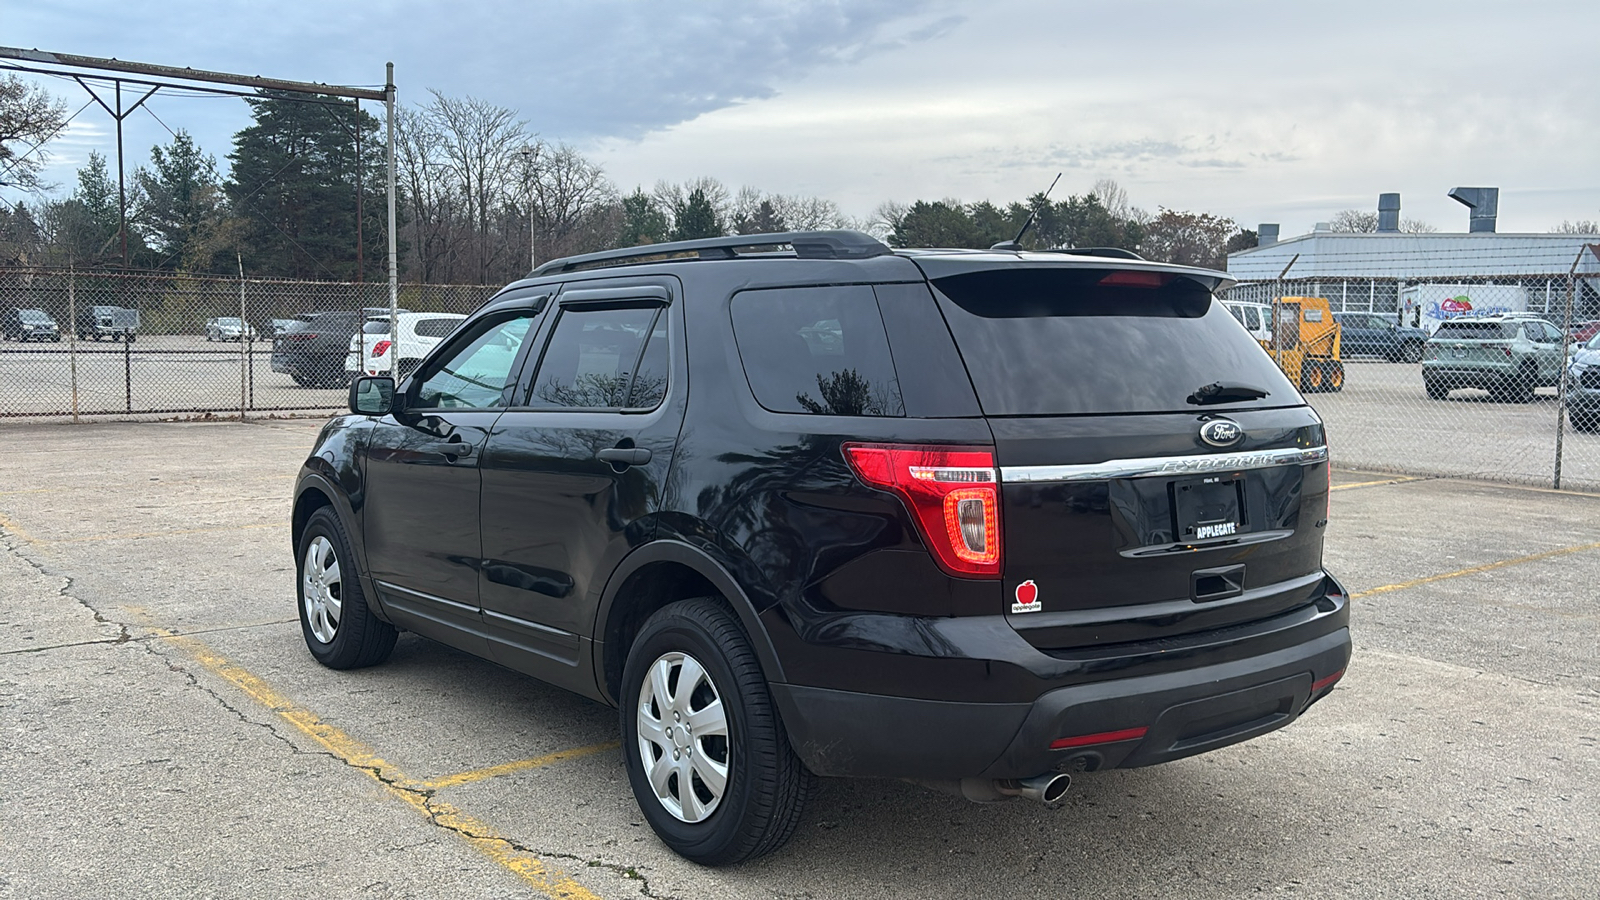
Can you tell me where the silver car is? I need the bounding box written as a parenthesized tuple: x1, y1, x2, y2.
(1564, 334, 1600, 433)
(205, 317, 257, 342)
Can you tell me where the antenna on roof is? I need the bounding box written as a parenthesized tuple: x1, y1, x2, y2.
(990, 172, 1062, 251)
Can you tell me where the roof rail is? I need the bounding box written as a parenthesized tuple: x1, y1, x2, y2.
(1044, 247, 1144, 260)
(530, 229, 893, 276)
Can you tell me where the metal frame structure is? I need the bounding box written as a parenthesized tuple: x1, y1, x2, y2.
(0, 46, 401, 378)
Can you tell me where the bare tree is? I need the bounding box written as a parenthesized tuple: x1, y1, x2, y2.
(1330, 209, 1380, 233)
(531, 142, 620, 259)
(424, 91, 530, 283)
(1090, 177, 1132, 220)
(0, 75, 68, 194)
(1551, 220, 1600, 234)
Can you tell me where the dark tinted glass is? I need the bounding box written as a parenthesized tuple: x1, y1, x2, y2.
(362, 319, 389, 334)
(731, 285, 903, 417)
(931, 268, 1297, 415)
(627, 317, 669, 409)
(1436, 321, 1511, 339)
(527, 305, 658, 409)
(413, 314, 535, 409)
(415, 317, 462, 338)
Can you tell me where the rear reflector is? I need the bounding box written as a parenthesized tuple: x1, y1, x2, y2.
(1050, 727, 1149, 750)
(1311, 669, 1345, 692)
(844, 443, 1002, 578)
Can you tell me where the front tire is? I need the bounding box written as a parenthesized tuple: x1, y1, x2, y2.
(296, 506, 397, 669)
(1401, 341, 1424, 364)
(620, 599, 811, 866)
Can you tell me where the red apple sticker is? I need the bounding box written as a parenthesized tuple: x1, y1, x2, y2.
(1012, 580, 1041, 614)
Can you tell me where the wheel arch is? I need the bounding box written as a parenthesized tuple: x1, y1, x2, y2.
(592, 540, 785, 706)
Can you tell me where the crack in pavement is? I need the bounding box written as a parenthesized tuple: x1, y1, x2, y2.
(1, 534, 132, 647)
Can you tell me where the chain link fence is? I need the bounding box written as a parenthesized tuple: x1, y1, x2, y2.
(1225, 269, 1600, 492)
(5, 263, 1600, 493)
(0, 268, 497, 418)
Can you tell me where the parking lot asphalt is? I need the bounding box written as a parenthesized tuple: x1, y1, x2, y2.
(2, 421, 1597, 899)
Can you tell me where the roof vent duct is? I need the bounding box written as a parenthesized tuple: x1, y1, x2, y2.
(1377, 193, 1401, 233)
(1448, 187, 1499, 233)
(1258, 224, 1279, 247)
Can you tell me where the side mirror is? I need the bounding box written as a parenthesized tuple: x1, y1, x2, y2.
(349, 376, 396, 416)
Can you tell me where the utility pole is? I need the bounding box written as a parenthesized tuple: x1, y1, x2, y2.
(386, 62, 399, 382)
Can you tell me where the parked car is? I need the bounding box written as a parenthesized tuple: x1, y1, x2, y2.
(1332, 311, 1428, 363)
(271, 311, 361, 387)
(3, 307, 61, 342)
(204, 316, 258, 342)
(1567, 320, 1600, 345)
(75, 305, 139, 342)
(1564, 333, 1600, 432)
(296, 230, 1348, 865)
(1422, 313, 1567, 402)
(1222, 299, 1273, 344)
(345, 312, 466, 378)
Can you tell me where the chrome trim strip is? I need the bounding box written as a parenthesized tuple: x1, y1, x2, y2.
(1000, 446, 1329, 483)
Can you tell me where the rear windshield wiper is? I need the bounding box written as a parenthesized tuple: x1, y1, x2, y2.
(1187, 381, 1270, 405)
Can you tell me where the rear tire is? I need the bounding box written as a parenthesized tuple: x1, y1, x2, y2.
(1325, 360, 1345, 392)
(1400, 341, 1424, 364)
(1425, 374, 1448, 400)
(1300, 361, 1326, 393)
(1571, 410, 1600, 433)
(1493, 366, 1534, 403)
(620, 598, 811, 866)
(296, 506, 397, 669)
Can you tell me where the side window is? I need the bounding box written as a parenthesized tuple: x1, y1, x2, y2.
(730, 285, 904, 417)
(412, 313, 536, 410)
(526, 305, 664, 410)
(414, 317, 462, 338)
(1227, 305, 1246, 325)
(1242, 307, 1262, 331)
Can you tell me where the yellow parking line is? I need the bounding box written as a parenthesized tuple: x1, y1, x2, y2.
(1353, 540, 1600, 599)
(1331, 476, 1425, 491)
(423, 741, 621, 790)
(157, 632, 602, 900)
(0, 511, 41, 545)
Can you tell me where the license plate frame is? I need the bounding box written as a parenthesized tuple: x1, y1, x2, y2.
(1172, 475, 1246, 542)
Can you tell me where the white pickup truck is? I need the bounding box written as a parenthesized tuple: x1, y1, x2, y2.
(346, 312, 467, 379)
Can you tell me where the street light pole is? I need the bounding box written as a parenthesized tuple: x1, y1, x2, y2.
(520, 145, 537, 273)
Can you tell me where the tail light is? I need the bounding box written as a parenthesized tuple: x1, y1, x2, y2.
(1502, 347, 1512, 359)
(290, 331, 319, 341)
(371, 340, 391, 358)
(843, 443, 1002, 578)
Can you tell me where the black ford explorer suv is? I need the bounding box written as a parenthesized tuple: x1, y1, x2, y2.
(292, 230, 1348, 865)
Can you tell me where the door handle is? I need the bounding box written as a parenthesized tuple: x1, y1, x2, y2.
(597, 446, 652, 467)
(434, 439, 475, 458)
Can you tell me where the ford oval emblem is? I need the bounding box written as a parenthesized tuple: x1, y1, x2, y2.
(1199, 419, 1244, 448)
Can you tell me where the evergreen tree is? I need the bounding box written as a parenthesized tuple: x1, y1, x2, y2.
(671, 188, 721, 241)
(135, 130, 228, 270)
(225, 91, 386, 279)
(618, 187, 669, 247)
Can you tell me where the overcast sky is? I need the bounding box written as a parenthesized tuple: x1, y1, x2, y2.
(6, 0, 1599, 235)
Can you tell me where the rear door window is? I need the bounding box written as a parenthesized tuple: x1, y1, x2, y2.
(730, 285, 904, 417)
(415, 317, 463, 338)
(525, 305, 664, 410)
(930, 268, 1296, 416)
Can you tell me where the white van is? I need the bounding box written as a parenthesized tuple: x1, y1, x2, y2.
(1223, 300, 1274, 344)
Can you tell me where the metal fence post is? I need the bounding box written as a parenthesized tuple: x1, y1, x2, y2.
(1553, 251, 1584, 490)
(123, 322, 132, 413)
(68, 269, 79, 423)
(238, 255, 247, 420)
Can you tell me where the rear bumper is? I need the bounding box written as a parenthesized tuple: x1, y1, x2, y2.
(771, 591, 1350, 781)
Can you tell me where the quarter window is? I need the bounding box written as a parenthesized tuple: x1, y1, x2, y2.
(730, 285, 904, 417)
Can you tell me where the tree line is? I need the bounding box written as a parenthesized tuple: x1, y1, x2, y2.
(10, 72, 1546, 287)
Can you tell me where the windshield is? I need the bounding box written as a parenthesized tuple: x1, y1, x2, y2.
(931, 268, 1297, 415)
(216, 317, 242, 326)
(19, 310, 51, 323)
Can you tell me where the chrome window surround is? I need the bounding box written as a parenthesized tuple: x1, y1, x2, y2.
(1000, 446, 1329, 483)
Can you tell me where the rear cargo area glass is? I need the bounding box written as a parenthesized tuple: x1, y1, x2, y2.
(931, 268, 1297, 416)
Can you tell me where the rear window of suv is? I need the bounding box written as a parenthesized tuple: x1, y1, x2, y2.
(930, 267, 1297, 416)
(1435, 321, 1512, 340)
